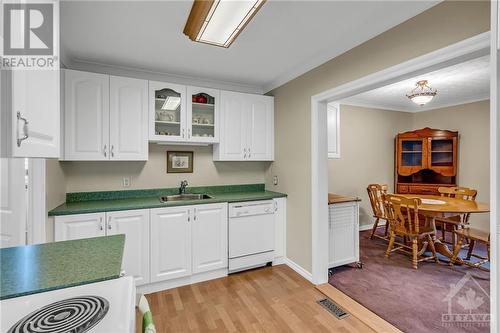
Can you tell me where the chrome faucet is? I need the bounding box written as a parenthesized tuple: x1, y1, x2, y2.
(179, 180, 188, 195)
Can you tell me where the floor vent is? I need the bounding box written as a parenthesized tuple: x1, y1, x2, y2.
(317, 298, 350, 319)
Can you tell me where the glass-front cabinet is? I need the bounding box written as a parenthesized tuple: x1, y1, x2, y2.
(187, 86, 219, 143)
(428, 137, 457, 176)
(398, 138, 426, 175)
(149, 82, 219, 144)
(149, 81, 186, 142)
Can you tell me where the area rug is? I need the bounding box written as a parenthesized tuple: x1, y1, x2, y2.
(329, 230, 490, 333)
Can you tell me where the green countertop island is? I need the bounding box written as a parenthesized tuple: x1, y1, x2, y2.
(49, 183, 287, 216)
(0, 235, 125, 300)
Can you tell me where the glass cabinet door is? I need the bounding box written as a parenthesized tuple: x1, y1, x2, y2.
(428, 137, 457, 176)
(149, 81, 186, 142)
(187, 87, 219, 143)
(398, 139, 426, 175)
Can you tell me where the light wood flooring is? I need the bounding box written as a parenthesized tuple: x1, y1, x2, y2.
(136, 265, 376, 332)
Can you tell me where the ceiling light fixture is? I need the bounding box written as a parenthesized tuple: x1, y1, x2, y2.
(161, 96, 181, 111)
(183, 0, 266, 48)
(406, 80, 437, 106)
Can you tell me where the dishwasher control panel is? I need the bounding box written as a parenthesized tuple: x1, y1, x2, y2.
(229, 200, 275, 218)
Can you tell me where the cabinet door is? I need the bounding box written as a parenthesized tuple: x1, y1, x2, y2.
(9, 70, 60, 158)
(428, 137, 457, 176)
(149, 81, 186, 143)
(187, 86, 219, 143)
(247, 95, 274, 161)
(54, 213, 106, 241)
(109, 76, 148, 160)
(213, 91, 247, 161)
(107, 210, 150, 286)
(64, 70, 109, 160)
(150, 207, 191, 282)
(397, 138, 426, 176)
(273, 198, 286, 261)
(329, 202, 359, 267)
(192, 203, 227, 274)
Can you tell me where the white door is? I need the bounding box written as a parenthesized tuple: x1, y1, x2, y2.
(0, 158, 26, 248)
(109, 76, 148, 161)
(107, 210, 150, 286)
(192, 203, 227, 274)
(247, 95, 274, 161)
(186, 86, 219, 143)
(150, 207, 191, 282)
(54, 213, 106, 241)
(149, 81, 187, 143)
(64, 70, 109, 160)
(11, 70, 60, 158)
(214, 91, 247, 160)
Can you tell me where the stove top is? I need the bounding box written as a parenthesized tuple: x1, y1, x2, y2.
(7, 296, 109, 333)
(1, 277, 135, 333)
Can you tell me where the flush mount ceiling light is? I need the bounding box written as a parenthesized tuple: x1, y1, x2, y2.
(183, 0, 266, 48)
(161, 96, 181, 111)
(406, 80, 437, 106)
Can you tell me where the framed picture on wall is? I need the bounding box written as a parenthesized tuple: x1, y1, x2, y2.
(167, 151, 194, 173)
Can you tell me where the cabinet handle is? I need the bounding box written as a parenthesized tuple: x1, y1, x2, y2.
(194, 208, 197, 221)
(274, 201, 278, 212)
(103, 144, 107, 157)
(188, 128, 191, 138)
(188, 211, 190, 222)
(108, 216, 112, 230)
(243, 148, 247, 159)
(182, 128, 185, 138)
(99, 217, 103, 230)
(111, 145, 114, 157)
(16, 112, 29, 147)
(248, 148, 251, 158)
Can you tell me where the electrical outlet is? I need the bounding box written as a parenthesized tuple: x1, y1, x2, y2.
(273, 175, 278, 186)
(122, 177, 131, 188)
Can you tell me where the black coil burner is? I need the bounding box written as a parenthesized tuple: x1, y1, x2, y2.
(7, 295, 109, 333)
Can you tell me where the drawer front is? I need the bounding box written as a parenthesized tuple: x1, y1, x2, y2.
(397, 185, 409, 194)
(408, 185, 439, 195)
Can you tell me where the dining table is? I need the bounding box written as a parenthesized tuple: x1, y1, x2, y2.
(399, 194, 490, 261)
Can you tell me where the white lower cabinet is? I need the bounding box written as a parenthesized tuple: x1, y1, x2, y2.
(192, 203, 228, 274)
(150, 206, 192, 282)
(55, 213, 105, 241)
(55, 210, 150, 286)
(150, 203, 228, 283)
(107, 210, 150, 286)
(273, 198, 286, 263)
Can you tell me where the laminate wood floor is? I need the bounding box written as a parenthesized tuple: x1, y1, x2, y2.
(136, 265, 374, 332)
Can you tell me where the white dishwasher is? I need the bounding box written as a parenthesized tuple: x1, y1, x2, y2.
(228, 200, 275, 273)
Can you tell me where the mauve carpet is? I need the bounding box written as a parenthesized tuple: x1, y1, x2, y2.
(329, 230, 490, 333)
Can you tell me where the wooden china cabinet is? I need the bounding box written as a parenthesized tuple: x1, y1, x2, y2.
(395, 127, 458, 195)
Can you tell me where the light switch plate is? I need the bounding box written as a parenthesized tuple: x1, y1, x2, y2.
(273, 176, 278, 186)
(122, 177, 131, 188)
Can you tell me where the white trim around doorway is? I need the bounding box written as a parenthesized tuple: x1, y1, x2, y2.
(28, 159, 46, 244)
(311, 31, 490, 285)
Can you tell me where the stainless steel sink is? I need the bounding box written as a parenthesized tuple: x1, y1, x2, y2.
(159, 194, 212, 202)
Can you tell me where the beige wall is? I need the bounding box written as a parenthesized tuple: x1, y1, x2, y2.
(266, 1, 490, 272)
(45, 159, 66, 242)
(60, 144, 270, 193)
(328, 105, 413, 227)
(414, 100, 490, 230)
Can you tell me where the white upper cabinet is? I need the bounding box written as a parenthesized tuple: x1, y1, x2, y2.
(187, 86, 219, 144)
(247, 95, 274, 161)
(64, 70, 110, 160)
(149, 81, 187, 143)
(214, 91, 274, 161)
(63, 70, 148, 161)
(109, 76, 148, 160)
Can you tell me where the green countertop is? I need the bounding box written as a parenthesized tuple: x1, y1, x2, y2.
(0, 235, 125, 300)
(49, 184, 287, 216)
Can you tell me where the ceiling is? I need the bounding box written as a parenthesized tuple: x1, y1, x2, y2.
(341, 55, 490, 112)
(60, 1, 439, 93)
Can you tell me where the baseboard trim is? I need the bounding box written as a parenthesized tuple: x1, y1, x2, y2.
(284, 257, 313, 282)
(359, 222, 386, 232)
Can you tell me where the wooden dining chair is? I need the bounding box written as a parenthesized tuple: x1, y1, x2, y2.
(367, 184, 389, 240)
(436, 187, 477, 244)
(450, 227, 490, 272)
(384, 194, 439, 269)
